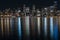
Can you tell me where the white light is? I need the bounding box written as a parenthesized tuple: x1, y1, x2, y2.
(18, 10, 21, 13)
(37, 10, 40, 13)
(26, 7, 30, 13)
(50, 17, 53, 37)
(44, 17, 47, 36)
(37, 17, 40, 35)
(25, 16, 30, 36)
(50, 10, 54, 12)
(44, 8, 47, 10)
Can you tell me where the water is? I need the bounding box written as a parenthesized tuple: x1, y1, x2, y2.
(6, 17, 9, 36)
(25, 16, 30, 40)
(44, 17, 47, 36)
(53, 17, 58, 40)
(1, 18, 3, 36)
(0, 16, 59, 40)
(37, 17, 40, 35)
(50, 17, 53, 40)
(10, 17, 15, 40)
(18, 17, 22, 40)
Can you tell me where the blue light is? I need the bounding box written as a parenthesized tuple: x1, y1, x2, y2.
(50, 17, 53, 38)
(18, 17, 21, 37)
(53, 19, 58, 40)
(44, 17, 47, 36)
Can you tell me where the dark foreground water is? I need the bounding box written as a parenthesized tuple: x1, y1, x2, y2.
(0, 16, 60, 40)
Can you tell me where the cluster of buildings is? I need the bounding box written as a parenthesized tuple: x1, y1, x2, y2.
(0, 1, 60, 40)
(0, 1, 60, 17)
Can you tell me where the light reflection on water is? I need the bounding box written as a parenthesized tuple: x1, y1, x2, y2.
(1, 18, 3, 36)
(4, 18, 7, 35)
(44, 17, 47, 36)
(50, 17, 53, 38)
(10, 17, 14, 34)
(18, 17, 21, 40)
(6, 18, 9, 35)
(37, 17, 40, 35)
(25, 16, 30, 36)
(53, 18, 58, 40)
(0, 16, 59, 40)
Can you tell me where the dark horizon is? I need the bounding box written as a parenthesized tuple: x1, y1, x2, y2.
(0, 0, 60, 9)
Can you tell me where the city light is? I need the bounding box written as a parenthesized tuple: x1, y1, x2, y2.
(0, 1, 60, 40)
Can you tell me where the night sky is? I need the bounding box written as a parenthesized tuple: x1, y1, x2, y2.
(0, 0, 59, 9)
